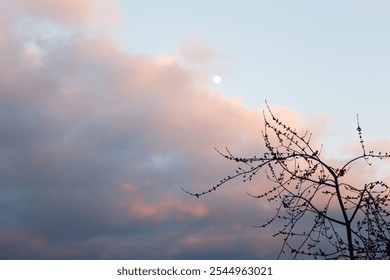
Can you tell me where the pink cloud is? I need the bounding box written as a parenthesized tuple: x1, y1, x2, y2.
(342, 139, 390, 157)
(11, 0, 120, 27)
(0, 230, 48, 255)
(117, 183, 209, 222)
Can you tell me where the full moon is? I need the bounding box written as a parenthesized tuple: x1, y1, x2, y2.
(212, 75, 222, 84)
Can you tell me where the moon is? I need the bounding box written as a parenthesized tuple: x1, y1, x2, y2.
(212, 75, 222, 85)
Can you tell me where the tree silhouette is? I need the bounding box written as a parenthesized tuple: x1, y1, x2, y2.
(183, 102, 390, 259)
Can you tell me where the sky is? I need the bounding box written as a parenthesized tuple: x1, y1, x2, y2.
(0, 0, 390, 259)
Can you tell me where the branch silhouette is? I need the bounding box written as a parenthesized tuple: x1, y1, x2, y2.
(182, 101, 390, 259)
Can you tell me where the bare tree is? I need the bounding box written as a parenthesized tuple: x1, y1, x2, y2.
(183, 102, 390, 259)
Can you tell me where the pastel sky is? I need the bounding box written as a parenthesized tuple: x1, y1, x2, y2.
(0, 0, 389, 259)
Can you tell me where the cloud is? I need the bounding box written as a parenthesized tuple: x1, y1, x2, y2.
(176, 37, 219, 66)
(174, 36, 233, 86)
(9, 0, 120, 27)
(0, 230, 48, 259)
(175, 229, 282, 259)
(117, 183, 208, 222)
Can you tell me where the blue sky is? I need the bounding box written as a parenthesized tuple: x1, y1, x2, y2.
(0, 0, 390, 260)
